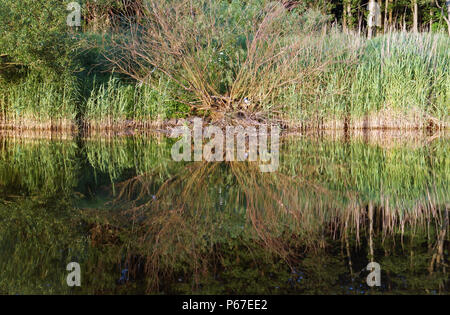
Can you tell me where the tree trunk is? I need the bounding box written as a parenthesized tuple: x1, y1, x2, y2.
(437, 0, 450, 36)
(343, 1, 348, 33)
(430, 9, 433, 31)
(412, 0, 419, 33)
(384, 0, 389, 33)
(447, 1, 450, 36)
(368, 0, 376, 39)
(347, 2, 353, 30)
(402, 10, 407, 32)
(358, 11, 362, 36)
(389, 0, 393, 28)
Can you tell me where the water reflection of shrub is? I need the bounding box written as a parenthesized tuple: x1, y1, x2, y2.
(0, 135, 447, 294)
(104, 159, 448, 293)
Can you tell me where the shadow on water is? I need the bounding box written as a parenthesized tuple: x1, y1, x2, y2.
(0, 131, 448, 294)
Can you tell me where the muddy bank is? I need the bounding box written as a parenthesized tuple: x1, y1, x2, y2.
(1, 126, 448, 152)
(0, 110, 448, 134)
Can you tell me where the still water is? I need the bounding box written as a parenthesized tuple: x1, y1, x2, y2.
(0, 131, 448, 294)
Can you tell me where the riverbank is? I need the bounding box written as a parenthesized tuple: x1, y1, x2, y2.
(1, 124, 448, 146)
(0, 108, 448, 134)
(1, 3, 449, 132)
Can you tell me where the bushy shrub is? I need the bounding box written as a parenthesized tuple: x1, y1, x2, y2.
(109, 0, 338, 117)
(0, 0, 79, 81)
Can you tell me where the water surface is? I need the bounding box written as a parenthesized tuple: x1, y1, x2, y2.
(0, 131, 448, 294)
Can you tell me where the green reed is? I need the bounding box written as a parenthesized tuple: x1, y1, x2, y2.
(83, 76, 179, 129)
(281, 32, 450, 129)
(1, 30, 448, 130)
(0, 74, 78, 129)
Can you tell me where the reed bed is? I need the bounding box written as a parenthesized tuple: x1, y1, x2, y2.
(0, 18, 448, 131)
(282, 31, 450, 130)
(0, 75, 78, 131)
(82, 77, 175, 131)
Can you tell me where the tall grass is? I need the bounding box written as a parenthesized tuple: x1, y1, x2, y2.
(0, 74, 78, 130)
(83, 76, 192, 130)
(0, 1, 448, 130)
(281, 31, 450, 129)
(350, 32, 450, 128)
(84, 77, 157, 129)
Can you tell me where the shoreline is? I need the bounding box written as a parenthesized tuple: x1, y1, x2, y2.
(0, 113, 448, 135)
(1, 125, 448, 150)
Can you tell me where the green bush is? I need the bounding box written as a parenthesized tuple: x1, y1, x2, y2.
(0, 0, 79, 80)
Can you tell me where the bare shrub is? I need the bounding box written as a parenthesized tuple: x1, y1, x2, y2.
(108, 0, 347, 120)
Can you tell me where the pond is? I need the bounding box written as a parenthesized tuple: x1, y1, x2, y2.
(0, 130, 448, 294)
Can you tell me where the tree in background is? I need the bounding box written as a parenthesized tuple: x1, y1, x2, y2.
(0, 0, 78, 81)
(435, 0, 450, 34)
(368, 0, 382, 38)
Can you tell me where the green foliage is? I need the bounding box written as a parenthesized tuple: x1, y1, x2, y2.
(352, 32, 450, 118)
(1, 72, 78, 122)
(0, 0, 449, 127)
(0, 0, 78, 79)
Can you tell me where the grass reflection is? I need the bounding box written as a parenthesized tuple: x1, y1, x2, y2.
(0, 132, 448, 294)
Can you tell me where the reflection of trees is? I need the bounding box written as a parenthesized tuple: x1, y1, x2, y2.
(0, 138, 79, 198)
(0, 135, 447, 294)
(0, 196, 85, 294)
(109, 157, 448, 293)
